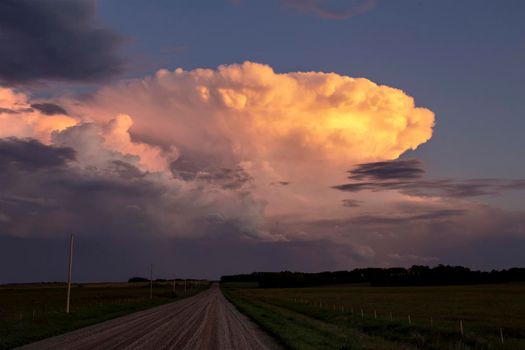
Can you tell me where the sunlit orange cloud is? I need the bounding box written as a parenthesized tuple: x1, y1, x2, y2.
(0, 87, 174, 173)
(0, 88, 77, 142)
(1, 62, 436, 240)
(65, 62, 434, 171)
(103, 114, 178, 172)
(62, 62, 434, 227)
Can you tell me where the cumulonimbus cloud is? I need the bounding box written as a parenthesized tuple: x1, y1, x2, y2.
(68, 61, 435, 171)
(0, 61, 435, 241)
(3, 63, 525, 272)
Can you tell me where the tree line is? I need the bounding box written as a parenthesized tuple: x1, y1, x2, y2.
(220, 265, 525, 288)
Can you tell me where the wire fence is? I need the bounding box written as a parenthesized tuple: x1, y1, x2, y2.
(257, 295, 517, 348)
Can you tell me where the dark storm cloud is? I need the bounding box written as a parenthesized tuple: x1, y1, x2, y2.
(110, 160, 146, 179)
(171, 154, 204, 181)
(282, 0, 376, 20)
(172, 154, 253, 190)
(197, 167, 253, 190)
(30, 103, 68, 116)
(0, 154, 162, 239)
(0, 0, 123, 85)
(348, 159, 424, 180)
(0, 136, 259, 244)
(0, 137, 75, 170)
(333, 159, 525, 198)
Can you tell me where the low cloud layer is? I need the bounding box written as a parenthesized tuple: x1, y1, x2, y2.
(0, 0, 123, 85)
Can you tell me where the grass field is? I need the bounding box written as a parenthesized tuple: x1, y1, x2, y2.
(0, 281, 209, 349)
(222, 282, 525, 350)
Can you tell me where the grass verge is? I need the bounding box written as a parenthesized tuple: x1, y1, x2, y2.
(222, 283, 525, 350)
(222, 284, 415, 350)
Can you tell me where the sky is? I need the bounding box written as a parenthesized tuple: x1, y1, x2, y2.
(1, 0, 524, 283)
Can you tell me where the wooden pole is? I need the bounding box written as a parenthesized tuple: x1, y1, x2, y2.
(66, 234, 74, 314)
(149, 264, 153, 299)
(500, 327, 504, 344)
(460, 320, 464, 337)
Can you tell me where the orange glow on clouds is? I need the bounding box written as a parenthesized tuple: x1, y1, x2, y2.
(68, 62, 434, 170)
(0, 63, 436, 238)
(0, 87, 76, 143)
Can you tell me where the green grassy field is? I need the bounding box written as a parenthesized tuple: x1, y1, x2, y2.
(222, 282, 525, 350)
(0, 281, 209, 349)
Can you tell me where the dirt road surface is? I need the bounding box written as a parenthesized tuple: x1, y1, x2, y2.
(18, 284, 282, 350)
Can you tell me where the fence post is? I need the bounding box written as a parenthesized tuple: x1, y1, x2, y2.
(408, 315, 411, 325)
(374, 310, 377, 319)
(389, 312, 393, 321)
(500, 328, 504, 344)
(66, 234, 74, 314)
(460, 320, 464, 337)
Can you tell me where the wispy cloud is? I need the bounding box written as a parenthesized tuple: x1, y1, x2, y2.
(350, 209, 467, 225)
(333, 159, 525, 198)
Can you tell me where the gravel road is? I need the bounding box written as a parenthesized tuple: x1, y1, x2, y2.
(18, 284, 282, 350)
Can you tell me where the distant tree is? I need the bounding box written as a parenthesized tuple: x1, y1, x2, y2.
(221, 266, 525, 288)
(128, 277, 149, 283)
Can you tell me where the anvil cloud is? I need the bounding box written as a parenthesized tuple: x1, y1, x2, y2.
(73, 61, 435, 170)
(0, 62, 434, 243)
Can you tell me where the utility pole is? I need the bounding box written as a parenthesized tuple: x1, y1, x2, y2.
(66, 234, 74, 314)
(150, 264, 153, 299)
